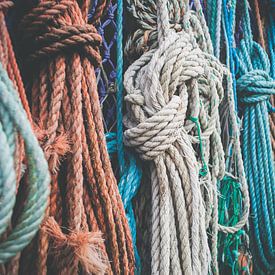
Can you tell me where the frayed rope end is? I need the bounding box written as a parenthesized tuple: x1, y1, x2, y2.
(42, 217, 109, 274)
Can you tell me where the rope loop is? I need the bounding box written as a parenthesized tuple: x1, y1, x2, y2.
(0, 0, 13, 11)
(20, 0, 102, 64)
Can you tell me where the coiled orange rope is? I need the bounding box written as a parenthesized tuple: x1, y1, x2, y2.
(16, 0, 134, 274)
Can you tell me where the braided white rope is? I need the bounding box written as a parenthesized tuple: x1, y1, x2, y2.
(124, 0, 249, 273)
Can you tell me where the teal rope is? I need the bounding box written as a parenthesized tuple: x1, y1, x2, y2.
(110, 0, 142, 272)
(116, 0, 125, 174)
(209, 1, 250, 273)
(0, 63, 50, 262)
(235, 0, 275, 272)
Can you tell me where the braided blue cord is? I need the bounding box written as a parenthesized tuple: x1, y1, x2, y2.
(116, 0, 125, 173)
(0, 62, 50, 262)
(234, 1, 275, 272)
(116, 0, 142, 271)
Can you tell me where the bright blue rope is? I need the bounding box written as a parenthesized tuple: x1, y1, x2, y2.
(113, 0, 142, 272)
(116, 0, 125, 174)
(234, 1, 275, 272)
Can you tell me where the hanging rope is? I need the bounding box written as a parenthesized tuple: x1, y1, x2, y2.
(16, 0, 135, 274)
(206, 0, 253, 273)
(123, 0, 249, 273)
(0, 2, 50, 274)
(90, 0, 142, 271)
(0, 61, 50, 263)
(234, 0, 275, 273)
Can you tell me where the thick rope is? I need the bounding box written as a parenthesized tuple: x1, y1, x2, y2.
(16, 0, 135, 274)
(0, 2, 50, 273)
(0, 62, 50, 263)
(234, 0, 275, 273)
(123, 0, 249, 273)
(207, 0, 252, 273)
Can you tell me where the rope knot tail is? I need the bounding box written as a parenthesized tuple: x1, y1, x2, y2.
(237, 70, 275, 104)
(19, 0, 102, 65)
(42, 217, 109, 274)
(0, 0, 13, 11)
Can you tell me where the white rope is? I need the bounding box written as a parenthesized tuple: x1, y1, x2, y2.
(124, 0, 249, 273)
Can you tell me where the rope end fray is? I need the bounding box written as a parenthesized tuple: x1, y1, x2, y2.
(42, 217, 109, 274)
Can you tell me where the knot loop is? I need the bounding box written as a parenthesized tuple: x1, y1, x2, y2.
(0, 0, 12, 11)
(237, 70, 275, 104)
(124, 29, 224, 166)
(20, 0, 102, 64)
(124, 95, 185, 160)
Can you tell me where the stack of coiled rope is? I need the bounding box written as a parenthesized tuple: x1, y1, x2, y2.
(13, 0, 134, 274)
(0, 1, 50, 274)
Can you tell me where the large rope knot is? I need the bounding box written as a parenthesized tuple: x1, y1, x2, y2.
(0, 0, 13, 11)
(43, 217, 109, 274)
(124, 27, 224, 167)
(237, 70, 275, 104)
(124, 93, 186, 161)
(236, 40, 275, 105)
(20, 0, 102, 64)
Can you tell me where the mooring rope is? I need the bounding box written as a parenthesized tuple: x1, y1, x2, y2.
(234, 0, 275, 273)
(123, 0, 250, 273)
(16, 0, 135, 274)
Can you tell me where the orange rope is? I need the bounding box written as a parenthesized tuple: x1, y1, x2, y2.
(16, 0, 134, 274)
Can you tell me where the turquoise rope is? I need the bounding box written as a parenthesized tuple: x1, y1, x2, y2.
(105, 0, 142, 272)
(209, 1, 249, 273)
(234, 0, 275, 272)
(0, 62, 50, 262)
(116, 0, 125, 174)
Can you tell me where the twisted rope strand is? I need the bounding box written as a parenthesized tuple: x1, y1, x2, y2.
(17, 0, 135, 273)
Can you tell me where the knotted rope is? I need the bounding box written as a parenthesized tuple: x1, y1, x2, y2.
(124, 0, 250, 273)
(124, 1, 249, 274)
(17, 0, 134, 274)
(234, 0, 275, 273)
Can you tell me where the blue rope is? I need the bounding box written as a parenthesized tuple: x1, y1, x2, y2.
(89, 1, 142, 271)
(113, 0, 142, 272)
(116, 0, 125, 174)
(0, 62, 50, 262)
(234, 1, 275, 272)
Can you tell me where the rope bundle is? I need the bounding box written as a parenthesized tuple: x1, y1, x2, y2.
(0, 2, 50, 274)
(124, 1, 249, 274)
(235, 1, 275, 272)
(16, 0, 134, 274)
(123, 0, 249, 273)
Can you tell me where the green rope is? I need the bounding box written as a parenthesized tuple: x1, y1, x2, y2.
(189, 116, 208, 177)
(0, 62, 50, 262)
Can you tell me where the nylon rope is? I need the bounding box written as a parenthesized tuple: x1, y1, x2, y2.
(90, 0, 142, 272)
(233, 0, 275, 272)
